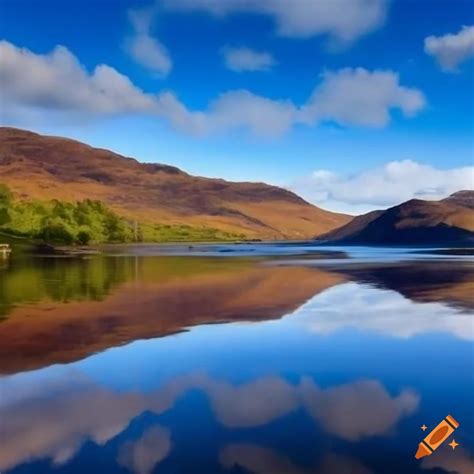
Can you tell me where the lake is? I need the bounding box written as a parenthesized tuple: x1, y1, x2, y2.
(0, 244, 473, 474)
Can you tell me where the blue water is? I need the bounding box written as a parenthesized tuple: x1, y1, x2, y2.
(103, 242, 474, 261)
(0, 246, 473, 474)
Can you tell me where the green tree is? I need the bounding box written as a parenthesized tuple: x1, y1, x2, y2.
(38, 218, 75, 244)
(77, 230, 91, 245)
(0, 184, 12, 207)
(0, 207, 11, 226)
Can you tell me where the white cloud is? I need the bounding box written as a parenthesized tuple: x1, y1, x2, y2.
(158, 69, 424, 136)
(153, 89, 297, 137)
(0, 40, 156, 117)
(424, 25, 474, 71)
(291, 160, 474, 213)
(126, 33, 172, 77)
(164, 0, 388, 43)
(291, 282, 474, 341)
(126, 8, 172, 76)
(200, 90, 297, 136)
(0, 41, 424, 137)
(300, 68, 425, 128)
(125, 0, 387, 75)
(222, 46, 276, 72)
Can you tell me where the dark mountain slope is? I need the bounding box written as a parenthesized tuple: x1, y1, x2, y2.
(320, 192, 474, 245)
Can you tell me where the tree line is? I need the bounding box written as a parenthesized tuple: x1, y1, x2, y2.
(0, 184, 133, 244)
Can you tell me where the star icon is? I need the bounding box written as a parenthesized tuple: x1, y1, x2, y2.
(448, 439, 459, 450)
(421, 424, 428, 431)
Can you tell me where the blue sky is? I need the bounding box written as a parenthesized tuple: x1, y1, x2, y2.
(0, 0, 473, 213)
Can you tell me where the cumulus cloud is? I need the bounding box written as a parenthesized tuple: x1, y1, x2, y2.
(118, 425, 172, 474)
(0, 41, 424, 136)
(291, 282, 474, 341)
(198, 89, 296, 136)
(0, 40, 156, 118)
(164, 0, 388, 44)
(166, 68, 425, 135)
(125, 0, 387, 77)
(424, 25, 474, 71)
(222, 46, 276, 72)
(152, 89, 297, 137)
(291, 159, 474, 213)
(126, 8, 172, 76)
(300, 68, 425, 128)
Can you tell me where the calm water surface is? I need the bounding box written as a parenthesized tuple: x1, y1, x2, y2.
(0, 245, 473, 474)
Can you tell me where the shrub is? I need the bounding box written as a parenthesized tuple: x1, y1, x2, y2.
(77, 230, 92, 245)
(38, 220, 75, 244)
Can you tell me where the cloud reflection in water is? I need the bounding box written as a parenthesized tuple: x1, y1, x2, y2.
(220, 444, 372, 474)
(118, 425, 172, 474)
(290, 282, 474, 340)
(0, 370, 419, 472)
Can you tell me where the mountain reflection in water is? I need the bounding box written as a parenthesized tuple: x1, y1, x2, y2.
(0, 256, 343, 373)
(0, 248, 472, 474)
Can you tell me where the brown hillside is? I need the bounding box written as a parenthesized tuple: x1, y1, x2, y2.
(0, 127, 350, 239)
(321, 191, 474, 245)
(441, 190, 474, 209)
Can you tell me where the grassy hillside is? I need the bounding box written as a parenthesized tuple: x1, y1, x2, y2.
(0, 184, 244, 244)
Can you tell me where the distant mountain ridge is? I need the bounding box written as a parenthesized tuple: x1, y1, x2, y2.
(321, 191, 474, 246)
(0, 127, 349, 239)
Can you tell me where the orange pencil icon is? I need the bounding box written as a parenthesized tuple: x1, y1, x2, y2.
(415, 415, 459, 459)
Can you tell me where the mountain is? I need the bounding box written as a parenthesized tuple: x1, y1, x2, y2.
(0, 127, 349, 240)
(320, 191, 474, 245)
